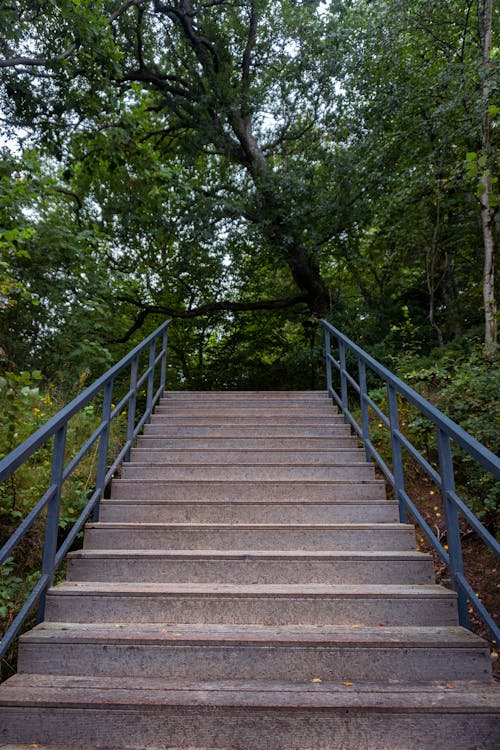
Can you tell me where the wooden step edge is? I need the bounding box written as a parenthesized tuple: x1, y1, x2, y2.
(83, 522, 413, 530)
(68, 548, 427, 560)
(129, 448, 366, 454)
(21, 623, 486, 649)
(47, 582, 456, 598)
(109, 479, 386, 486)
(122, 462, 374, 469)
(99, 503, 396, 511)
(2, 674, 499, 712)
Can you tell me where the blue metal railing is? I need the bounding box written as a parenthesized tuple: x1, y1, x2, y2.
(0, 319, 171, 660)
(322, 320, 500, 643)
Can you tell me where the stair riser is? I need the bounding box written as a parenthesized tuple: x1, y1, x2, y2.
(129, 449, 366, 464)
(135, 437, 357, 450)
(67, 557, 434, 584)
(160, 391, 332, 404)
(120, 465, 375, 481)
(154, 408, 340, 417)
(1, 707, 498, 750)
(110, 481, 386, 501)
(150, 417, 346, 425)
(83, 528, 415, 551)
(18, 643, 491, 682)
(160, 398, 331, 407)
(143, 425, 352, 436)
(98, 502, 399, 524)
(44, 593, 458, 626)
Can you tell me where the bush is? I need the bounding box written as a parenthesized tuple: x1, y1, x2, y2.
(0, 370, 127, 665)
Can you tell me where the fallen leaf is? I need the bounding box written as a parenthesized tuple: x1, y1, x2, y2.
(445, 684, 454, 689)
(310, 678, 322, 683)
(343, 682, 354, 687)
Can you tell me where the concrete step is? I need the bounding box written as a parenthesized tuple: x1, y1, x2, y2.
(129, 448, 366, 464)
(157, 401, 333, 411)
(163, 390, 329, 399)
(98, 499, 399, 524)
(18, 623, 492, 682)
(154, 405, 340, 415)
(143, 423, 352, 436)
(82, 522, 415, 551)
(4, 675, 499, 750)
(135, 436, 359, 450)
(110, 478, 387, 501)
(120, 464, 376, 481)
(44, 582, 458, 626)
(67, 549, 434, 584)
(150, 415, 346, 425)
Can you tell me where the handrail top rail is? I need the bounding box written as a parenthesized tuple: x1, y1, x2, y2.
(321, 319, 500, 479)
(0, 319, 171, 483)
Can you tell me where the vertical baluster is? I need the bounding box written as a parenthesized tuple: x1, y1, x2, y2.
(436, 428, 469, 628)
(339, 339, 348, 422)
(38, 423, 67, 621)
(387, 384, 407, 523)
(93, 380, 113, 522)
(358, 359, 371, 461)
(125, 355, 139, 462)
(324, 328, 333, 397)
(160, 327, 168, 394)
(146, 338, 156, 424)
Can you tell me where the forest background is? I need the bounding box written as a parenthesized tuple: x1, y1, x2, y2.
(0, 0, 498, 666)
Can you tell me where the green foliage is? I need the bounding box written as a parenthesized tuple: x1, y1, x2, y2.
(357, 345, 500, 536)
(0, 371, 127, 655)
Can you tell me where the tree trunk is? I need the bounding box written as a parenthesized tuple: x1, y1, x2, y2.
(230, 114, 331, 317)
(480, 0, 497, 352)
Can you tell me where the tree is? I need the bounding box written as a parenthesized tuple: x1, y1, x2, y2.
(0, 0, 496, 376)
(0, 0, 343, 323)
(324, 0, 498, 351)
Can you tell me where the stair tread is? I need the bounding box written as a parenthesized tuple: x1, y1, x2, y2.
(85, 522, 409, 529)
(161, 388, 330, 401)
(68, 549, 428, 559)
(49, 581, 455, 597)
(125, 462, 372, 470)
(102, 498, 396, 505)
(113, 476, 384, 489)
(21, 622, 486, 647)
(2, 674, 498, 711)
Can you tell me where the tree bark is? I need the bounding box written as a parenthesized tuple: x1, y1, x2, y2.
(480, 0, 497, 352)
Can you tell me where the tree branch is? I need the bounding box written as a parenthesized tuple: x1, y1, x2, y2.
(113, 292, 310, 342)
(242, 0, 258, 82)
(0, 0, 148, 69)
(0, 44, 77, 69)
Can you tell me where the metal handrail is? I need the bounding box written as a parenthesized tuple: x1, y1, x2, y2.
(0, 319, 171, 659)
(322, 320, 500, 643)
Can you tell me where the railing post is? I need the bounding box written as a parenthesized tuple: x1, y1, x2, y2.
(125, 355, 139, 462)
(93, 379, 114, 522)
(324, 327, 333, 397)
(387, 384, 407, 523)
(160, 327, 168, 394)
(338, 339, 349, 422)
(37, 423, 67, 622)
(146, 338, 156, 424)
(436, 427, 469, 628)
(358, 359, 371, 461)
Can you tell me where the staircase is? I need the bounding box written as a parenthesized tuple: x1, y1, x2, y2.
(1, 390, 499, 749)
